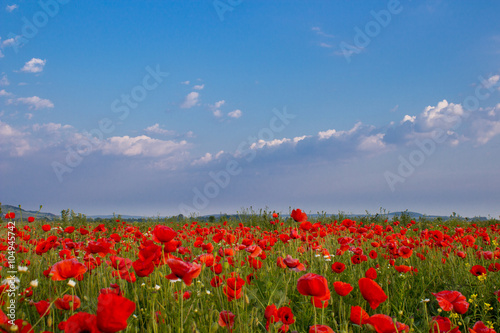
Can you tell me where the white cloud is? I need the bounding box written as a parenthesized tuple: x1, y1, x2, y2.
(1, 38, 17, 48)
(32, 122, 73, 133)
(0, 50, 4, 58)
(318, 122, 362, 140)
(319, 43, 333, 48)
(191, 150, 225, 166)
(181, 81, 190, 85)
(215, 150, 224, 159)
(421, 99, 464, 129)
(213, 100, 225, 109)
(0, 89, 12, 97)
(180, 92, 199, 109)
(210, 100, 225, 117)
(21, 58, 46, 73)
(6, 4, 18, 12)
(358, 133, 387, 151)
(0, 120, 31, 156)
(249, 135, 308, 150)
(29, 122, 76, 149)
(228, 109, 242, 119)
(311, 26, 334, 38)
(483, 75, 499, 89)
(318, 129, 338, 140)
(17, 96, 54, 110)
(0, 75, 9, 86)
(100, 135, 189, 157)
(25, 113, 33, 120)
(390, 105, 399, 112)
(193, 84, 204, 90)
(191, 152, 213, 166)
(145, 123, 175, 136)
(471, 119, 500, 145)
(401, 115, 416, 124)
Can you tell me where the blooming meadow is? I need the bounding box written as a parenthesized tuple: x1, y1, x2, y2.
(1, 209, 500, 333)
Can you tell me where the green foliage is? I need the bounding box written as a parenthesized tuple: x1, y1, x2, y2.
(2, 211, 500, 332)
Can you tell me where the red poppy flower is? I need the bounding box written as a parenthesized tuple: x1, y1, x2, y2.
(488, 263, 500, 272)
(297, 273, 329, 298)
(132, 259, 155, 277)
(283, 255, 305, 272)
(223, 275, 246, 301)
(100, 283, 122, 296)
(165, 259, 202, 286)
(246, 245, 263, 258)
(429, 316, 460, 333)
(28, 216, 35, 223)
(42, 224, 51, 232)
(333, 281, 353, 297)
(291, 209, 308, 223)
(0, 309, 12, 330)
(369, 250, 378, 259)
(358, 278, 388, 310)
(397, 246, 413, 259)
(210, 276, 223, 288)
(86, 240, 116, 257)
(469, 321, 496, 333)
(152, 225, 177, 243)
(395, 265, 413, 273)
(109, 256, 133, 273)
(365, 314, 409, 333)
(431, 290, 469, 314)
(351, 255, 363, 265)
(331, 262, 346, 273)
(49, 258, 87, 281)
(79, 227, 90, 235)
(211, 263, 223, 275)
(96, 292, 136, 333)
(62, 312, 100, 333)
(174, 290, 192, 301)
(278, 306, 295, 325)
(365, 267, 378, 280)
(470, 265, 487, 276)
(265, 304, 279, 325)
(350, 306, 369, 325)
(298, 273, 331, 308)
(32, 300, 50, 317)
(277, 257, 287, 269)
(309, 324, 335, 333)
(35, 240, 54, 255)
(218, 310, 235, 330)
(55, 295, 81, 311)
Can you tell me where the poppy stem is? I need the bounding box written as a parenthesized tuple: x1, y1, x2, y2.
(180, 282, 184, 333)
(313, 302, 318, 329)
(321, 302, 325, 325)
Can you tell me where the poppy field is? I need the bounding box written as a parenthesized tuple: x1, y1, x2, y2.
(1, 209, 500, 333)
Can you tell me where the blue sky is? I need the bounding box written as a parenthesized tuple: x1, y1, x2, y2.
(1, 0, 499, 218)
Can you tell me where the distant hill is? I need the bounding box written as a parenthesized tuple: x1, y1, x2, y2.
(0, 203, 488, 222)
(89, 215, 148, 220)
(1, 204, 58, 220)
